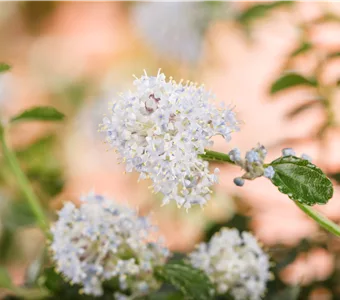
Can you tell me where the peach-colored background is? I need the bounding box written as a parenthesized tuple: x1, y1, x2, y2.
(1, 1, 340, 288)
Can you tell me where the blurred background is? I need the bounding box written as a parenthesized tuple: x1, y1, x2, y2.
(1, 2, 340, 299)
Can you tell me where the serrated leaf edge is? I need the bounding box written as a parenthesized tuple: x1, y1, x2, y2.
(156, 263, 213, 300)
(270, 156, 333, 205)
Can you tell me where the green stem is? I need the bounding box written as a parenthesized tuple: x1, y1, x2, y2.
(294, 201, 340, 237)
(0, 125, 48, 232)
(200, 149, 234, 164)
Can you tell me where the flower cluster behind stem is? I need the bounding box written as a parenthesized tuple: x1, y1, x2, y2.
(189, 227, 271, 300)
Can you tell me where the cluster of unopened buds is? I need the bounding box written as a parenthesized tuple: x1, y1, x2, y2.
(231, 146, 312, 187)
(229, 144, 273, 187)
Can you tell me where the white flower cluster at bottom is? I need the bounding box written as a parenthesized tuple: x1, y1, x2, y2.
(50, 194, 272, 299)
(189, 228, 271, 300)
(50, 192, 169, 298)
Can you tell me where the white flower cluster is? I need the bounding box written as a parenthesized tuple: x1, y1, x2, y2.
(50, 192, 169, 298)
(229, 144, 274, 187)
(189, 228, 271, 300)
(131, 2, 205, 64)
(102, 71, 239, 209)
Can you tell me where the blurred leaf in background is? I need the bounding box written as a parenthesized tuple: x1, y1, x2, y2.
(270, 73, 317, 95)
(15, 135, 64, 198)
(0, 63, 11, 73)
(18, 2, 56, 34)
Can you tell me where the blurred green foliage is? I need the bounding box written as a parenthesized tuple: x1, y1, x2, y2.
(1, 1, 340, 300)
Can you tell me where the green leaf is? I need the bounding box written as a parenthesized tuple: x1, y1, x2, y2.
(155, 262, 214, 300)
(327, 52, 340, 60)
(270, 73, 317, 95)
(290, 42, 312, 57)
(0, 201, 38, 262)
(0, 267, 13, 290)
(145, 291, 185, 300)
(273, 239, 310, 271)
(0, 63, 11, 73)
(40, 268, 120, 299)
(313, 13, 340, 24)
(285, 99, 321, 119)
(204, 0, 224, 7)
(237, 1, 293, 25)
(0, 227, 15, 261)
(15, 135, 65, 197)
(40, 268, 84, 299)
(237, 4, 273, 24)
(278, 0, 295, 5)
(6, 201, 37, 228)
(10, 106, 65, 123)
(270, 156, 333, 205)
(271, 286, 300, 300)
